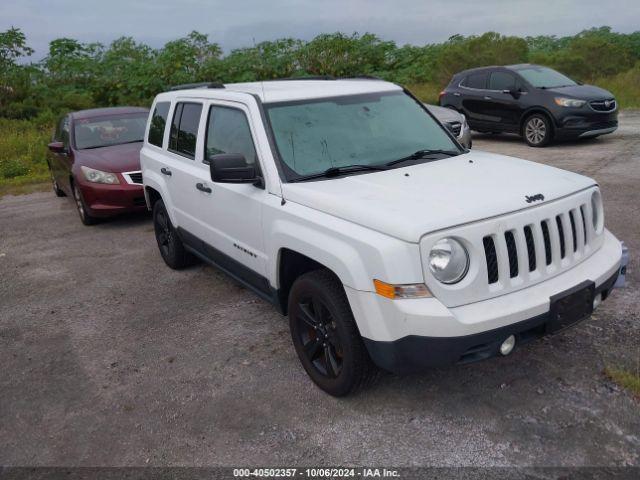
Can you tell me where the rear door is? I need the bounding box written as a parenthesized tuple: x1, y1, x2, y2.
(163, 100, 208, 239)
(459, 71, 490, 128)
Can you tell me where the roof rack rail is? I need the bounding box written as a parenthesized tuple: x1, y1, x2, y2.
(344, 75, 385, 81)
(169, 82, 225, 91)
(268, 75, 336, 81)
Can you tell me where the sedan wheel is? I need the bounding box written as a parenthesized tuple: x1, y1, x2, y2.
(73, 183, 97, 225)
(524, 115, 552, 147)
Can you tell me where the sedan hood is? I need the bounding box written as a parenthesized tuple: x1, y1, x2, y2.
(425, 104, 462, 123)
(282, 151, 596, 243)
(545, 84, 614, 100)
(76, 142, 143, 173)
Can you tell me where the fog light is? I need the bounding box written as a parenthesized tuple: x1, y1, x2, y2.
(500, 335, 516, 356)
(593, 293, 602, 310)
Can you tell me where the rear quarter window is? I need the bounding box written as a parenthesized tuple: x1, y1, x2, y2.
(462, 72, 488, 89)
(148, 102, 171, 147)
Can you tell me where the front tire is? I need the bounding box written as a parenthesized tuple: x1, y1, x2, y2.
(153, 199, 194, 269)
(72, 182, 98, 225)
(288, 270, 378, 396)
(523, 114, 553, 147)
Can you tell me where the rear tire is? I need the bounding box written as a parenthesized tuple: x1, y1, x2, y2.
(72, 182, 98, 225)
(523, 113, 553, 147)
(288, 269, 378, 396)
(153, 199, 194, 269)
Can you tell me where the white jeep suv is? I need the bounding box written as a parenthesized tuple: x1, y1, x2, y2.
(140, 79, 623, 396)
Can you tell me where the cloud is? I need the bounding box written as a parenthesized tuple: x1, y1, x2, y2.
(1, 0, 638, 59)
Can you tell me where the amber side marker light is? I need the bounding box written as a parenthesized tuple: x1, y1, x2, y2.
(373, 279, 432, 299)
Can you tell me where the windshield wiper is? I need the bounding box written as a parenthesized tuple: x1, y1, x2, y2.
(385, 149, 460, 167)
(80, 139, 144, 150)
(292, 164, 388, 182)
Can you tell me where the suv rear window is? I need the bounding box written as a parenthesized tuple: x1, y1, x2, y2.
(461, 72, 487, 89)
(169, 102, 203, 159)
(148, 102, 170, 147)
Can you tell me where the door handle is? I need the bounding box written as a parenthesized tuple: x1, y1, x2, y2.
(484, 96, 492, 100)
(160, 167, 172, 176)
(196, 183, 212, 193)
(453, 92, 461, 97)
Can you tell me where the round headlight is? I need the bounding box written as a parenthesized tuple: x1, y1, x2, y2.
(428, 238, 469, 284)
(591, 190, 603, 232)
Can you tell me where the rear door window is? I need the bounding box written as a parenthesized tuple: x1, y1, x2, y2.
(169, 102, 203, 159)
(461, 72, 488, 89)
(148, 101, 170, 147)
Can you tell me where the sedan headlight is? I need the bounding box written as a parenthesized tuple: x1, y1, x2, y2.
(428, 238, 469, 284)
(81, 166, 120, 184)
(554, 97, 586, 108)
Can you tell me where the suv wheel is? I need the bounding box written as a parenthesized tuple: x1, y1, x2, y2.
(523, 114, 552, 147)
(72, 182, 98, 225)
(288, 270, 378, 396)
(49, 166, 65, 197)
(153, 199, 194, 269)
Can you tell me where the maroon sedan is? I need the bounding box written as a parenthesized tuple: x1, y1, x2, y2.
(47, 107, 150, 225)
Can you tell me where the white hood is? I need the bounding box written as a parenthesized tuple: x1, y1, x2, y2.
(281, 150, 596, 243)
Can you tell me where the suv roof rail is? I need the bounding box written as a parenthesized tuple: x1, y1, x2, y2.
(169, 82, 225, 91)
(268, 75, 336, 81)
(343, 75, 385, 81)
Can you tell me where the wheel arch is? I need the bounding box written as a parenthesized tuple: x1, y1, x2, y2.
(520, 107, 556, 136)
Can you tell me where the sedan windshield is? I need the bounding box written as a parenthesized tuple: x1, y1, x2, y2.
(265, 91, 461, 178)
(516, 66, 577, 89)
(74, 113, 148, 150)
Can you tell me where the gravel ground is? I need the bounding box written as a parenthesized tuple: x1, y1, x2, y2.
(1, 112, 638, 467)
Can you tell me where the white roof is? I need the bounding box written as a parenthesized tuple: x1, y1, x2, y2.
(162, 79, 403, 104)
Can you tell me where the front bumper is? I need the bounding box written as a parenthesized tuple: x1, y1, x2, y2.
(554, 110, 618, 140)
(77, 178, 146, 218)
(346, 229, 623, 373)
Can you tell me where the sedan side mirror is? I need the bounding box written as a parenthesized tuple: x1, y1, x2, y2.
(206, 153, 258, 184)
(48, 141, 65, 153)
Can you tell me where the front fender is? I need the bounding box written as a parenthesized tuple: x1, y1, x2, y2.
(265, 200, 424, 292)
(142, 169, 179, 227)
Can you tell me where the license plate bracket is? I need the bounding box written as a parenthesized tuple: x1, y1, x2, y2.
(547, 281, 595, 333)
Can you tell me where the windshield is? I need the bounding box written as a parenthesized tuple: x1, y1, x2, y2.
(74, 113, 148, 149)
(516, 66, 577, 89)
(265, 91, 460, 178)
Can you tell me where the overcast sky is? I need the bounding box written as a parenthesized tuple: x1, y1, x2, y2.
(2, 0, 639, 60)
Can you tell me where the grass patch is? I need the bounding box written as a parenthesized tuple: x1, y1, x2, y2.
(405, 82, 442, 104)
(0, 119, 52, 190)
(596, 66, 640, 109)
(605, 366, 640, 397)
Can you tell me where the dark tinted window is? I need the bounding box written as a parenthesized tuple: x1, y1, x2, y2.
(206, 106, 257, 165)
(462, 72, 487, 89)
(489, 72, 517, 91)
(169, 102, 202, 159)
(148, 102, 170, 147)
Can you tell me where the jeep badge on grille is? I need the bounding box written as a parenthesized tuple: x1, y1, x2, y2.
(525, 193, 545, 203)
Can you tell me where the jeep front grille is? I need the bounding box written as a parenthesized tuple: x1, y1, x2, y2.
(482, 204, 592, 285)
(420, 187, 604, 308)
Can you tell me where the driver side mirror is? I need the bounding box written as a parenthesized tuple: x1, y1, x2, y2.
(206, 153, 261, 185)
(48, 141, 66, 154)
(503, 89, 521, 99)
